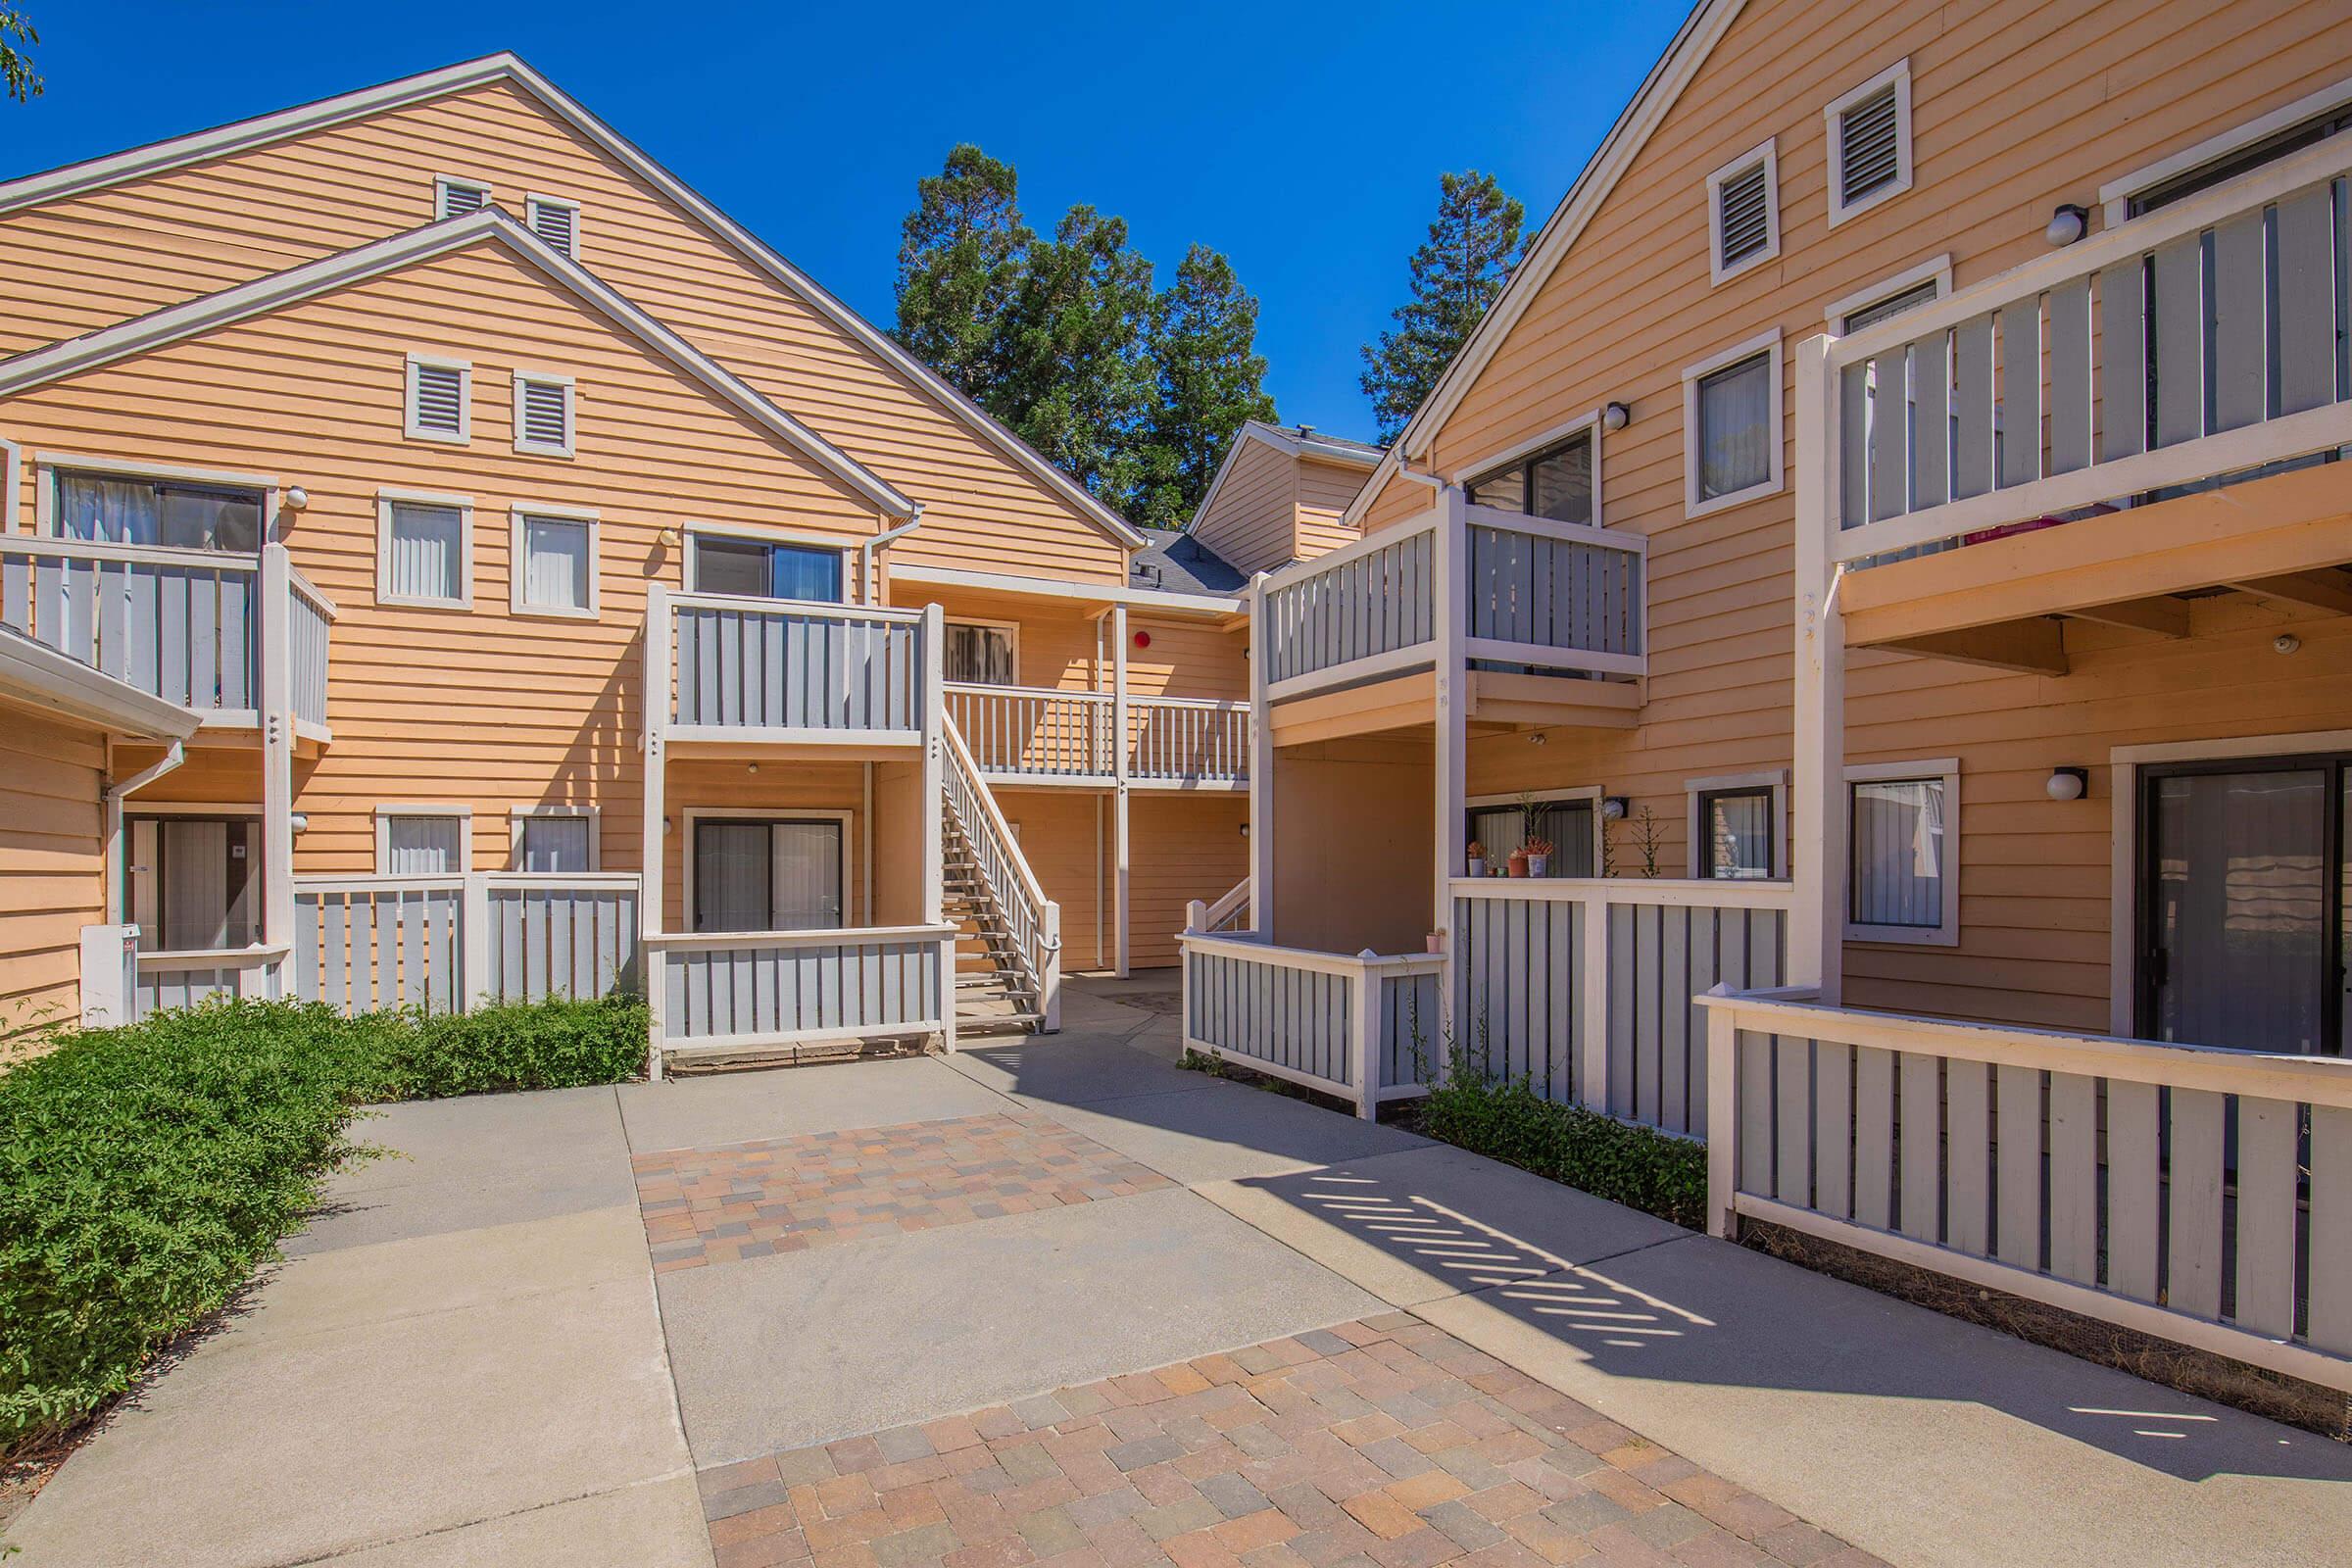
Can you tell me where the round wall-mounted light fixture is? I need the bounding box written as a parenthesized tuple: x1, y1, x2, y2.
(1602, 401, 1631, 432)
(289, 812, 310, 833)
(2045, 766, 2088, 803)
(2045, 204, 2089, 247)
(282, 486, 310, 512)
(1528, 732, 1547, 746)
(658, 525, 682, 548)
(1600, 796, 1630, 820)
(2275, 633, 2302, 656)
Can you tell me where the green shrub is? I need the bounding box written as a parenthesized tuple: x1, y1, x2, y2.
(1413, 1038, 1708, 1230)
(0, 991, 645, 1452)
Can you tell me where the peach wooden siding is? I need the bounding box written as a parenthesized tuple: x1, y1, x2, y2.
(1190, 436, 1297, 577)
(1349, 0, 2352, 1030)
(0, 710, 108, 1049)
(1130, 793, 1248, 968)
(992, 788, 1107, 970)
(1272, 735, 1435, 958)
(1293, 457, 1366, 564)
(0, 79, 1130, 586)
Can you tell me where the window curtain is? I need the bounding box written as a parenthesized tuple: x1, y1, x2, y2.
(769, 821, 843, 929)
(388, 504, 464, 600)
(1698, 355, 1772, 499)
(1703, 791, 1773, 878)
(1850, 780, 1943, 925)
(1529, 436, 1592, 524)
(770, 545, 842, 603)
(519, 815, 592, 873)
(946, 625, 1015, 685)
(695, 821, 773, 932)
(693, 537, 770, 597)
(522, 516, 590, 611)
(57, 476, 260, 552)
(385, 816, 462, 875)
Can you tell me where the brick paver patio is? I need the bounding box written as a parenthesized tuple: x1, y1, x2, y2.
(695, 1312, 1878, 1568)
(633, 1112, 1177, 1273)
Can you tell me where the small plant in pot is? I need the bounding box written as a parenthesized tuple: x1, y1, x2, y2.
(1506, 844, 1530, 877)
(1466, 840, 1486, 878)
(1525, 835, 1553, 877)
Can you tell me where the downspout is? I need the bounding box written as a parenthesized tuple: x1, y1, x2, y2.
(858, 505, 925, 605)
(1395, 450, 1446, 493)
(105, 741, 185, 923)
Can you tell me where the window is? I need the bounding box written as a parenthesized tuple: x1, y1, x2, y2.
(435, 175, 489, 219)
(689, 532, 845, 602)
(945, 620, 1017, 685)
(1463, 790, 1598, 879)
(691, 815, 846, 932)
(53, 469, 262, 552)
(1847, 759, 1959, 944)
(526, 194, 580, 257)
(125, 814, 260, 952)
(1825, 255, 1950, 334)
(1681, 330, 1782, 515)
(1705, 140, 1779, 284)
(1826, 60, 1913, 224)
(1465, 426, 1594, 525)
(511, 507, 598, 618)
(374, 808, 471, 875)
(376, 490, 472, 608)
(405, 353, 470, 443)
(512, 808, 596, 873)
(1841, 279, 1938, 334)
(1687, 771, 1786, 880)
(512, 372, 575, 457)
(2127, 103, 2352, 218)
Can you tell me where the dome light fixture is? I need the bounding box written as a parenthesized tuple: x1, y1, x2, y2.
(1602, 401, 1631, 432)
(2045, 204, 2089, 247)
(2045, 766, 2088, 803)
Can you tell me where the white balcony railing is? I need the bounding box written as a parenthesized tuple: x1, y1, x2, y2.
(290, 873, 641, 1015)
(1177, 930, 1444, 1118)
(662, 589, 927, 738)
(0, 536, 261, 718)
(650, 924, 956, 1050)
(1822, 131, 2352, 565)
(1128, 695, 1249, 786)
(946, 682, 1113, 780)
(287, 566, 334, 734)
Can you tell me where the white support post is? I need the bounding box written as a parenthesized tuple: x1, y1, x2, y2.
(1349, 956, 1379, 1120)
(642, 582, 671, 1080)
(1040, 903, 1063, 1032)
(461, 871, 491, 1010)
(258, 544, 297, 957)
(1185, 899, 1206, 933)
(921, 604, 946, 927)
(1790, 336, 1846, 1005)
(938, 931, 960, 1054)
(1111, 602, 1131, 977)
(1246, 572, 1271, 936)
(1705, 1001, 1740, 1238)
(1431, 489, 1469, 1044)
(1578, 890, 1611, 1111)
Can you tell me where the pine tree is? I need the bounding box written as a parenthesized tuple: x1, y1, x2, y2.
(891, 145, 1031, 406)
(994, 205, 1159, 501)
(1, 7, 39, 102)
(1131, 246, 1277, 530)
(1358, 171, 1525, 443)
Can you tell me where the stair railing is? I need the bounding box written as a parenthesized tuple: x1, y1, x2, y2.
(1186, 877, 1251, 936)
(941, 712, 1062, 1030)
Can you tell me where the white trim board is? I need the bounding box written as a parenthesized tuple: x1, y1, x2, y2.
(0, 623, 201, 738)
(889, 563, 1241, 617)
(1824, 58, 1914, 227)
(0, 52, 1149, 553)
(1704, 138, 1780, 286)
(509, 503, 600, 619)
(1822, 253, 1952, 328)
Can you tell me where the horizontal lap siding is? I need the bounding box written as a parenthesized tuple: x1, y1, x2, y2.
(0, 80, 1128, 585)
(1191, 438, 1300, 579)
(1371, 0, 2352, 1032)
(1293, 458, 1369, 564)
(1128, 794, 1249, 970)
(0, 711, 108, 1054)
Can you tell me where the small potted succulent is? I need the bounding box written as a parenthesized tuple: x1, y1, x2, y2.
(1466, 840, 1486, 878)
(1525, 835, 1554, 877)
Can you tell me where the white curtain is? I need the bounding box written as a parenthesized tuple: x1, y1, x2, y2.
(770, 822, 842, 928)
(1697, 354, 1772, 500)
(1850, 780, 1943, 926)
(1705, 792, 1772, 879)
(946, 624, 1015, 685)
(519, 815, 592, 873)
(522, 516, 590, 612)
(385, 816, 461, 875)
(388, 504, 464, 601)
(161, 819, 229, 950)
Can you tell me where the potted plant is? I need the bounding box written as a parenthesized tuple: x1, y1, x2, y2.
(1507, 845, 1530, 877)
(1465, 840, 1486, 878)
(1525, 835, 1553, 877)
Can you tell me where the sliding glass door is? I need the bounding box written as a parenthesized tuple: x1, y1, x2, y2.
(692, 817, 844, 932)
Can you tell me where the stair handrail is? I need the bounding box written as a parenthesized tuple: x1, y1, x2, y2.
(1192, 877, 1250, 934)
(941, 714, 1063, 1018)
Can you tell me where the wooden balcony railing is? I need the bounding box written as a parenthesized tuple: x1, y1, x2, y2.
(660, 587, 927, 739)
(1128, 696, 1249, 786)
(0, 536, 261, 717)
(1177, 931, 1443, 1118)
(650, 924, 956, 1050)
(946, 682, 1113, 780)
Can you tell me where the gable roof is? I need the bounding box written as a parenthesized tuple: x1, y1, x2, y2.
(1342, 0, 1745, 526)
(0, 207, 914, 516)
(1131, 527, 1245, 596)
(1189, 418, 1384, 535)
(0, 52, 1148, 552)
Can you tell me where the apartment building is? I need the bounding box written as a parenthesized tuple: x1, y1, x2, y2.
(0, 55, 1250, 1062)
(1183, 0, 2352, 1396)
(1188, 420, 1381, 579)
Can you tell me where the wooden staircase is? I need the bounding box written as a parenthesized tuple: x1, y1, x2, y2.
(938, 718, 1060, 1040)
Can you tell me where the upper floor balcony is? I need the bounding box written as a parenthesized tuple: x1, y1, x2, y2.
(944, 681, 1250, 790)
(1808, 131, 2352, 669)
(1256, 493, 1645, 742)
(0, 535, 333, 742)
(649, 585, 932, 750)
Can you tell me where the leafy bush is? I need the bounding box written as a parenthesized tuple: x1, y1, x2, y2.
(0, 992, 644, 1452)
(1413, 1036, 1707, 1230)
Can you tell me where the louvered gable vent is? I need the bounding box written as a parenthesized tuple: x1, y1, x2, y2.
(1839, 84, 1902, 205)
(1717, 162, 1771, 270)
(529, 198, 577, 258)
(516, 377, 573, 454)
(413, 365, 464, 433)
(437, 179, 486, 220)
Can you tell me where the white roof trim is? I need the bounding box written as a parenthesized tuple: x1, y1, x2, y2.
(1343, 0, 1748, 526)
(0, 52, 1148, 553)
(889, 563, 1241, 617)
(0, 209, 915, 517)
(0, 626, 202, 738)
(1189, 419, 1381, 533)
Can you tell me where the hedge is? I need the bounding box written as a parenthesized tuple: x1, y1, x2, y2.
(0, 992, 648, 1453)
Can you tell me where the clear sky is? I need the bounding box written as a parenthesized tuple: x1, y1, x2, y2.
(1, 1, 1690, 446)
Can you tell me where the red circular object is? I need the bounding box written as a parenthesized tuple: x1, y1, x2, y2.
(1133, 630, 1152, 649)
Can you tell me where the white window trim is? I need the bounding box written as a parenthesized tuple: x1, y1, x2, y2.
(1704, 138, 1780, 286)
(944, 615, 1022, 684)
(681, 807, 856, 931)
(372, 804, 474, 876)
(508, 503, 601, 620)
(1464, 785, 1605, 874)
(433, 173, 491, 220)
(1458, 408, 1607, 528)
(403, 351, 472, 445)
(35, 452, 279, 539)
(1825, 58, 1914, 227)
(1684, 768, 1788, 880)
(511, 369, 576, 459)
(1680, 328, 1784, 519)
(509, 804, 600, 872)
(375, 486, 474, 611)
(524, 192, 582, 256)
(1, 434, 21, 531)
(1844, 757, 1960, 947)
(1823, 253, 1953, 329)
(683, 522, 857, 596)
(2097, 74, 2352, 226)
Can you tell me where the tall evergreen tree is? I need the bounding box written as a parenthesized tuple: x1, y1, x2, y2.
(994, 205, 1158, 501)
(890, 145, 1031, 406)
(1, 7, 39, 102)
(1132, 246, 1277, 530)
(1358, 171, 1524, 442)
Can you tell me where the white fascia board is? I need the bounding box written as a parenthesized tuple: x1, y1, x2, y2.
(890, 563, 1242, 617)
(0, 629, 202, 738)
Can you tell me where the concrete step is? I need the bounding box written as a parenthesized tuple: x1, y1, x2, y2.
(662, 1031, 936, 1075)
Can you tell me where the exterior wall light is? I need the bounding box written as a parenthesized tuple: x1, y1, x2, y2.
(282, 485, 310, 512)
(289, 812, 309, 833)
(2045, 204, 2088, 247)
(1602, 402, 1631, 432)
(1600, 796, 1630, 820)
(2045, 767, 2088, 803)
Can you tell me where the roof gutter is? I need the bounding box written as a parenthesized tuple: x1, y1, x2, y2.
(858, 505, 924, 604)
(104, 741, 185, 923)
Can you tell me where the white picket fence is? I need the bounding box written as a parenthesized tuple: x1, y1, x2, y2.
(287, 873, 641, 1015)
(649, 924, 956, 1053)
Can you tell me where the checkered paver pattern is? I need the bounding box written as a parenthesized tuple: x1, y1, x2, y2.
(695, 1312, 1879, 1568)
(634, 1112, 1177, 1274)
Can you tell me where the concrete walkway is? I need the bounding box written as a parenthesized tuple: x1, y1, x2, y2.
(8, 979, 2348, 1566)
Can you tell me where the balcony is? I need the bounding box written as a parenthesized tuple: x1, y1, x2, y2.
(1257, 496, 1644, 742)
(943, 681, 1250, 789)
(1808, 133, 2352, 666)
(0, 536, 333, 742)
(651, 587, 929, 749)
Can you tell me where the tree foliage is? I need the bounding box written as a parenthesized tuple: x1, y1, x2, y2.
(1358, 171, 1524, 443)
(2, 5, 39, 103)
(891, 147, 1275, 523)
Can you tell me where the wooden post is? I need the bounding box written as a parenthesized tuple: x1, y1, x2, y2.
(1040, 902, 1062, 1032)
(1790, 335, 1846, 1005)
(258, 544, 297, 959)
(1185, 898, 1206, 932)
(642, 582, 671, 1081)
(1578, 889, 1610, 1111)
(1431, 491, 1468, 1046)
(1349, 955, 1380, 1120)
(1705, 1000, 1740, 1238)
(921, 604, 946, 926)
(938, 930, 961, 1054)
(1111, 602, 1131, 977)
(461, 871, 491, 1010)
(1246, 571, 1271, 936)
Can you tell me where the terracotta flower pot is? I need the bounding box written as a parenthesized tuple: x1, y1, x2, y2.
(1507, 850, 1530, 877)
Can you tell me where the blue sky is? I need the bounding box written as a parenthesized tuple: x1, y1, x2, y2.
(2, 2, 1688, 445)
